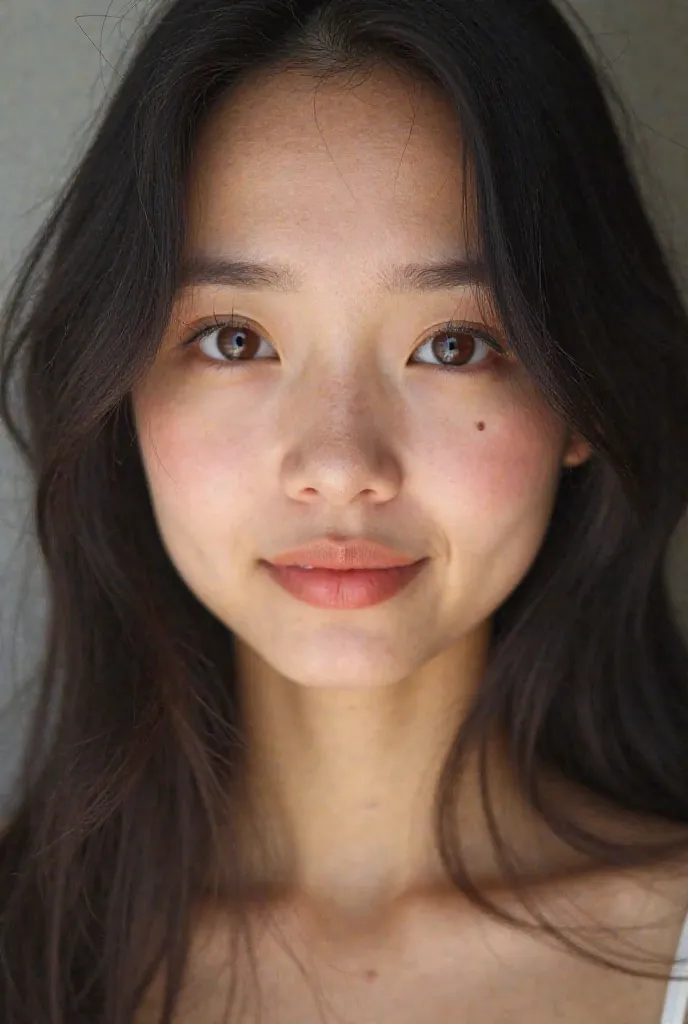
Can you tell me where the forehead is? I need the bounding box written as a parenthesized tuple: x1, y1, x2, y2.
(185, 68, 474, 271)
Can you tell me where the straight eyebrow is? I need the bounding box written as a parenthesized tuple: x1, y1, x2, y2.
(177, 253, 488, 295)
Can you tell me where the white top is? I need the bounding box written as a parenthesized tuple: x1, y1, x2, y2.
(660, 907, 688, 1024)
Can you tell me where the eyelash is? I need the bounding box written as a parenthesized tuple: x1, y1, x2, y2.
(182, 314, 510, 375)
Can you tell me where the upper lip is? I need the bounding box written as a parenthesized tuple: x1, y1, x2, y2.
(266, 536, 424, 570)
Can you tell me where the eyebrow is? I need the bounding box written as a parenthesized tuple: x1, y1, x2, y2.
(178, 253, 488, 295)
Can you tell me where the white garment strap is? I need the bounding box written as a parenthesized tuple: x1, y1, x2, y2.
(660, 908, 688, 1024)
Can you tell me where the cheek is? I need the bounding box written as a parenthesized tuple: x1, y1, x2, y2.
(418, 399, 565, 536)
(133, 387, 259, 529)
(411, 395, 566, 621)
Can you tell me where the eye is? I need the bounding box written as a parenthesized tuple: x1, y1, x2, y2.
(185, 316, 275, 368)
(411, 321, 506, 372)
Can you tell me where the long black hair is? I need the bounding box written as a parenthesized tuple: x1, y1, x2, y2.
(1, 0, 688, 1021)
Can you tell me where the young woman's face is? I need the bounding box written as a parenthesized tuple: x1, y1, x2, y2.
(131, 68, 590, 689)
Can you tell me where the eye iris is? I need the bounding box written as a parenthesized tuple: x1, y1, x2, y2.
(217, 325, 259, 360)
(433, 329, 476, 365)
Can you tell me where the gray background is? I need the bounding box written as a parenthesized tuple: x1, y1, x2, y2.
(0, 0, 686, 808)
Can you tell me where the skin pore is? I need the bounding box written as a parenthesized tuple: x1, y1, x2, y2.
(129, 67, 688, 1020)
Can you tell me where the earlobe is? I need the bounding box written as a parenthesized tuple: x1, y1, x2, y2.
(562, 432, 593, 470)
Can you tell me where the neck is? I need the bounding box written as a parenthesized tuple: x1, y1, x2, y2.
(222, 625, 590, 925)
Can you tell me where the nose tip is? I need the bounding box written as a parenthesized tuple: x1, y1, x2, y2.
(288, 465, 401, 507)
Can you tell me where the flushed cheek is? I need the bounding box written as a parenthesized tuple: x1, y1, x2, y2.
(134, 396, 260, 525)
(420, 404, 565, 528)
(412, 405, 566, 627)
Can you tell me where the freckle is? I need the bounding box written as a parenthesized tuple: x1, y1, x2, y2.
(476, 421, 485, 431)
(364, 969, 378, 982)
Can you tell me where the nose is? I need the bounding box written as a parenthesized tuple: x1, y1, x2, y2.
(279, 381, 404, 507)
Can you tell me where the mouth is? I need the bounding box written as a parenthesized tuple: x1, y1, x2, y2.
(260, 558, 429, 610)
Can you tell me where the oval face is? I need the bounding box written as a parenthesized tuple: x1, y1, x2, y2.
(131, 65, 590, 692)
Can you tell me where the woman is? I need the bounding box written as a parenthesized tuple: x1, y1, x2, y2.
(1, 0, 688, 1021)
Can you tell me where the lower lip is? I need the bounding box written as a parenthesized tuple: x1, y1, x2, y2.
(261, 559, 429, 609)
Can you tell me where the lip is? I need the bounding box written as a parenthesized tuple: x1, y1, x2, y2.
(261, 560, 429, 610)
(267, 536, 422, 570)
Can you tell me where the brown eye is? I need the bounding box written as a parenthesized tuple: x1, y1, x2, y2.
(412, 322, 502, 370)
(198, 322, 271, 362)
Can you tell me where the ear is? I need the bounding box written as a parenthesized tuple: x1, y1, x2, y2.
(562, 430, 594, 470)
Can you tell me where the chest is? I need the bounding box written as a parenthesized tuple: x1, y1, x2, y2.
(161, 914, 677, 1024)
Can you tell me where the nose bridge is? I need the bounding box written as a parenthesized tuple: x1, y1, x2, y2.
(288, 356, 390, 446)
(286, 281, 387, 429)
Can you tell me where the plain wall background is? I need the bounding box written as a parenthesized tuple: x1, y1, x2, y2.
(0, 0, 686, 809)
